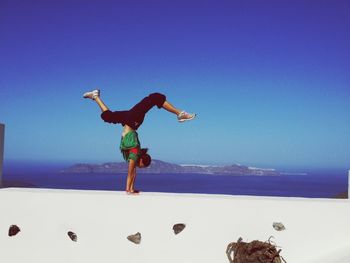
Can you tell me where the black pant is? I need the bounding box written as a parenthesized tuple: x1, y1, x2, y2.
(100, 93, 166, 130)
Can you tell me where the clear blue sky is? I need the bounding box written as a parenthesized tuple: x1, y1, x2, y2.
(1, 0, 349, 169)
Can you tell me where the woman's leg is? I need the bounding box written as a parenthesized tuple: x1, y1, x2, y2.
(83, 89, 109, 112)
(94, 96, 109, 112)
(84, 89, 130, 125)
(162, 101, 182, 115)
(131, 92, 196, 123)
(162, 100, 196, 122)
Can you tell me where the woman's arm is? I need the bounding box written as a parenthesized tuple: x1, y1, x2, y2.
(126, 159, 137, 192)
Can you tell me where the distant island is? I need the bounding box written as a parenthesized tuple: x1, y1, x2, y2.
(61, 159, 281, 176)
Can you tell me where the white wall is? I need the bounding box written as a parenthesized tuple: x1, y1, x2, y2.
(0, 124, 4, 187)
(1, 188, 350, 263)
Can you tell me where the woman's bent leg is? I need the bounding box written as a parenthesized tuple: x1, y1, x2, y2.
(131, 92, 196, 122)
(130, 93, 167, 114)
(161, 99, 196, 122)
(95, 96, 109, 112)
(100, 110, 129, 125)
(162, 101, 181, 115)
(86, 94, 128, 125)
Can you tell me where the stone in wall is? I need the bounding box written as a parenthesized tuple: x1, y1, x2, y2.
(8, 225, 20, 237)
(173, 223, 186, 235)
(273, 222, 286, 231)
(68, 231, 78, 242)
(127, 232, 141, 244)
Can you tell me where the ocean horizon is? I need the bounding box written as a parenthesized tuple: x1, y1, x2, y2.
(2, 161, 348, 199)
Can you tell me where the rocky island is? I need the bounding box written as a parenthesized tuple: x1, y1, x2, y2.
(61, 160, 280, 176)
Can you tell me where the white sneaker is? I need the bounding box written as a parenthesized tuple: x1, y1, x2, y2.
(177, 111, 196, 122)
(83, 89, 100, 100)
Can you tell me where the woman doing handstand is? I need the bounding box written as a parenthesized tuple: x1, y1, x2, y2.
(83, 89, 196, 194)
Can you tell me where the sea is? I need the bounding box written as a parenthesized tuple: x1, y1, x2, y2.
(2, 161, 349, 199)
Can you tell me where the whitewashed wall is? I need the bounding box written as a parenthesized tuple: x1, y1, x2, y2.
(0, 188, 350, 263)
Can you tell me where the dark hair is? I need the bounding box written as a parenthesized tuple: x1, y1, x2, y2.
(140, 148, 151, 167)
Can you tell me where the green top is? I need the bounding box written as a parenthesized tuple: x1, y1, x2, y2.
(119, 130, 141, 162)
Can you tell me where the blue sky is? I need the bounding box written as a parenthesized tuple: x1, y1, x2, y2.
(1, 0, 349, 169)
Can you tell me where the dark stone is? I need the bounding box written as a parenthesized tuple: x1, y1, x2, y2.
(127, 232, 141, 244)
(8, 225, 21, 237)
(68, 231, 77, 242)
(273, 222, 286, 231)
(173, 223, 186, 235)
